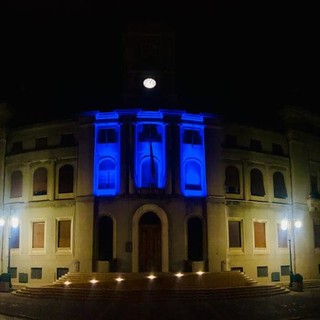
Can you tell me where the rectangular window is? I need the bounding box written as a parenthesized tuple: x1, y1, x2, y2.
(183, 130, 202, 145)
(35, 137, 48, 150)
(9, 267, 17, 279)
(250, 139, 262, 152)
(10, 226, 20, 249)
(98, 128, 117, 143)
(139, 124, 161, 142)
(257, 266, 268, 277)
(277, 223, 288, 248)
(33, 167, 48, 196)
(32, 222, 45, 249)
(314, 224, 320, 248)
(58, 220, 71, 248)
(281, 265, 290, 276)
(31, 268, 42, 279)
(254, 221, 266, 248)
(19, 273, 28, 283)
(228, 220, 242, 248)
(310, 175, 319, 197)
(10, 171, 23, 198)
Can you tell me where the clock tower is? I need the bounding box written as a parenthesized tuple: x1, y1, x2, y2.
(122, 22, 177, 108)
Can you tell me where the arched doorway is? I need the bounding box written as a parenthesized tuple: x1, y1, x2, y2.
(132, 204, 169, 272)
(139, 212, 161, 272)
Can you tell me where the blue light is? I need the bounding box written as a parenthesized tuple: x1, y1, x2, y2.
(94, 123, 120, 196)
(137, 111, 163, 119)
(91, 109, 208, 198)
(95, 112, 119, 120)
(135, 122, 166, 189)
(181, 113, 204, 123)
(180, 123, 207, 197)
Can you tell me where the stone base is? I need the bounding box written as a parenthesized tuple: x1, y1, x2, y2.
(97, 261, 110, 273)
(0, 282, 10, 292)
(292, 281, 303, 292)
(192, 261, 205, 272)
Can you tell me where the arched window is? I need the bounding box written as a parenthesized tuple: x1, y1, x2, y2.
(187, 217, 203, 261)
(98, 216, 113, 261)
(225, 165, 240, 194)
(33, 167, 47, 196)
(180, 123, 206, 197)
(58, 165, 74, 194)
(185, 160, 201, 191)
(135, 122, 165, 190)
(273, 171, 288, 199)
(98, 158, 116, 190)
(250, 168, 265, 196)
(10, 170, 23, 198)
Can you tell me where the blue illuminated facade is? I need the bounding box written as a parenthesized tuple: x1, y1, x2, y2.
(180, 114, 207, 197)
(4, 103, 319, 283)
(92, 109, 209, 197)
(94, 113, 121, 196)
(135, 111, 166, 190)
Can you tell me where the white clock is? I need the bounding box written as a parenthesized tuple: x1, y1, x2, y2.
(143, 77, 156, 89)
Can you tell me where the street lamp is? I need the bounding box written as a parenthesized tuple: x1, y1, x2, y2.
(281, 218, 302, 287)
(7, 216, 19, 276)
(0, 218, 5, 273)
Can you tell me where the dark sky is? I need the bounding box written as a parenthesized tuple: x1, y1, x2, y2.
(0, 1, 318, 127)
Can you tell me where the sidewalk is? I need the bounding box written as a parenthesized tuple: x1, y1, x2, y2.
(1, 287, 320, 319)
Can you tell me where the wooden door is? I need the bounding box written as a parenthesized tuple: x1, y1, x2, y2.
(139, 224, 161, 272)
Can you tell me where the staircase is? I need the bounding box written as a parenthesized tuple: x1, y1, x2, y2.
(278, 278, 320, 290)
(12, 271, 290, 300)
(303, 279, 320, 288)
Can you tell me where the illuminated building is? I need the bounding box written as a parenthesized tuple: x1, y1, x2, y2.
(1, 104, 320, 286)
(0, 23, 319, 286)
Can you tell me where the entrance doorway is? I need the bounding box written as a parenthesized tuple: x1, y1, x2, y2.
(139, 212, 161, 272)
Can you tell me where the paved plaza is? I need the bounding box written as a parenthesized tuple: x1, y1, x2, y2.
(0, 286, 320, 319)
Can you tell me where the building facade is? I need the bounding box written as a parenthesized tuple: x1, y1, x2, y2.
(0, 104, 320, 286)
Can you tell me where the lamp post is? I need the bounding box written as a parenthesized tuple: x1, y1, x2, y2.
(0, 218, 5, 273)
(281, 218, 302, 287)
(7, 216, 19, 276)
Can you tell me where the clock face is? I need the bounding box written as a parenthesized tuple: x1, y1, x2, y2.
(143, 77, 156, 89)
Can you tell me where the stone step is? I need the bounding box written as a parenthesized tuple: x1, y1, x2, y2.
(12, 271, 289, 301)
(13, 284, 289, 301)
(54, 271, 257, 289)
(277, 279, 320, 289)
(300, 279, 320, 288)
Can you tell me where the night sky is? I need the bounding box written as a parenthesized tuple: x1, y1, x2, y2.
(0, 1, 318, 127)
